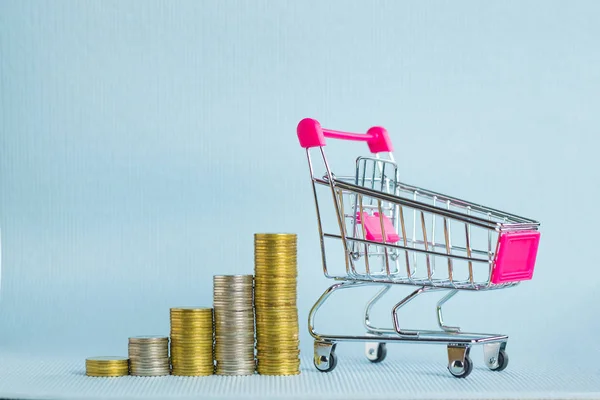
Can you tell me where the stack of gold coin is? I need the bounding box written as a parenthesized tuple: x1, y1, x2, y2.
(169, 307, 214, 376)
(85, 356, 129, 377)
(128, 336, 170, 376)
(213, 275, 255, 375)
(254, 233, 301, 375)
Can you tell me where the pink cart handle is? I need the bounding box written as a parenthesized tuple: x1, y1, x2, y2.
(297, 118, 393, 153)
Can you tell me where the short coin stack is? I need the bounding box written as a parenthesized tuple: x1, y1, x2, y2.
(170, 307, 214, 376)
(254, 233, 301, 375)
(128, 336, 170, 376)
(213, 275, 256, 375)
(85, 356, 129, 377)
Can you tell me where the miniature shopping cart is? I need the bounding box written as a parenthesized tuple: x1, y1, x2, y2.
(296, 118, 541, 378)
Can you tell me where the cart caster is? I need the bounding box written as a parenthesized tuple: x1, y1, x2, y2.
(483, 343, 509, 372)
(488, 349, 509, 372)
(365, 342, 387, 363)
(314, 341, 338, 373)
(449, 355, 473, 378)
(447, 345, 473, 378)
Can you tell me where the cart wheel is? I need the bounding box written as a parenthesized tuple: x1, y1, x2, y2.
(365, 342, 387, 363)
(489, 349, 508, 372)
(448, 355, 473, 378)
(314, 351, 337, 373)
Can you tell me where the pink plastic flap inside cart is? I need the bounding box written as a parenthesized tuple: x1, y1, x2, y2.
(491, 230, 540, 284)
(357, 212, 400, 243)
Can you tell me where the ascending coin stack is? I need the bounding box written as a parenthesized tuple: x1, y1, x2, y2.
(85, 232, 302, 378)
(128, 336, 170, 376)
(254, 233, 301, 375)
(169, 307, 215, 376)
(213, 275, 255, 375)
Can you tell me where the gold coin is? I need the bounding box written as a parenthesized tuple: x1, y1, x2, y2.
(256, 362, 301, 369)
(170, 348, 213, 354)
(254, 233, 300, 374)
(170, 364, 213, 369)
(256, 369, 300, 376)
(171, 370, 214, 376)
(170, 359, 213, 365)
(170, 319, 213, 323)
(85, 357, 130, 377)
(85, 365, 130, 371)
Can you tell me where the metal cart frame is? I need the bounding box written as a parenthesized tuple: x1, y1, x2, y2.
(296, 118, 541, 378)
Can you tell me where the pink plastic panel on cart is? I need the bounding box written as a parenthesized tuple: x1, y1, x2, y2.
(357, 212, 400, 243)
(491, 230, 541, 284)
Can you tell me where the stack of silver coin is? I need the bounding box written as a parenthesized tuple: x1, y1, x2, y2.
(128, 336, 170, 376)
(213, 275, 256, 375)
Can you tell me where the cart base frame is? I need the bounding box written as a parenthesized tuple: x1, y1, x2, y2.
(309, 281, 510, 378)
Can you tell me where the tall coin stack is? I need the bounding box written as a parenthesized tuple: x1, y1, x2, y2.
(128, 336, 170, 376)
(254, 233, 301, 375)
(85, 357, 129, 377)
(169, 307, 214, 376)
(213, 275, 256, 375)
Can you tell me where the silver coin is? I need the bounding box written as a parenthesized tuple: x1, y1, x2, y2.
(128, 344, 169, 349)
(130, 368, 170, 376)
(129, 343, 169, 348)
(214, 309, 254, 315)
(214, 290, 253, 295)
(129, 358, 170, 365)
(215, 352, 254, 360)
(215, 330, 255, 336)
(130, 364, 170, 371)
(128, 344, 169, 350)
(215, 342, 255, 348)
(215, 336, 255, 342)
(214, 308, 253, 313)
(212, 277, 256, 370)
(130, 371, 170, 377)
(214, 313, 254, 318)
(215, 362, 256, 375)
(129, 349, 168, 355)
(213, 290, 252, 295)
(127, 336, 171, 375)
(128, 349, 169, 355)
(214, 310, 254, 316)
(217, 360, 256, 367)
(213, 275, 253, 280)
(129, 335, 169, 341)
(213, 293, 253, 299)
(129, 354, 169, 359)
(130, 361, 170, 367)
(214, 317, 255, 324)
(213, 288, 253, 293)
(213, 299, 252, 303)
(213, 306, 253, 311)
(130, 354, 170, 360)
(214, 294, 253, 298)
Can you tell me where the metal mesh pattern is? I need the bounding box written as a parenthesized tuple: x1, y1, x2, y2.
(0, 354, 598, 400)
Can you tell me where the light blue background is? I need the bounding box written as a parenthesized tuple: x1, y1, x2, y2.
(0, 0, 598, 372)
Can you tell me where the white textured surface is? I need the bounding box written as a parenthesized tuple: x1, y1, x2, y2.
(0, 354, 599, 400)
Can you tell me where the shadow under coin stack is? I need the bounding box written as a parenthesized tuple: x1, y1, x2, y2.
(213, 275, 256, 375)
(85, 356, 129, 377)
(128, 336, 170, 376)
(169, 307, 214, 376)
(254, 233, 301, 375)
